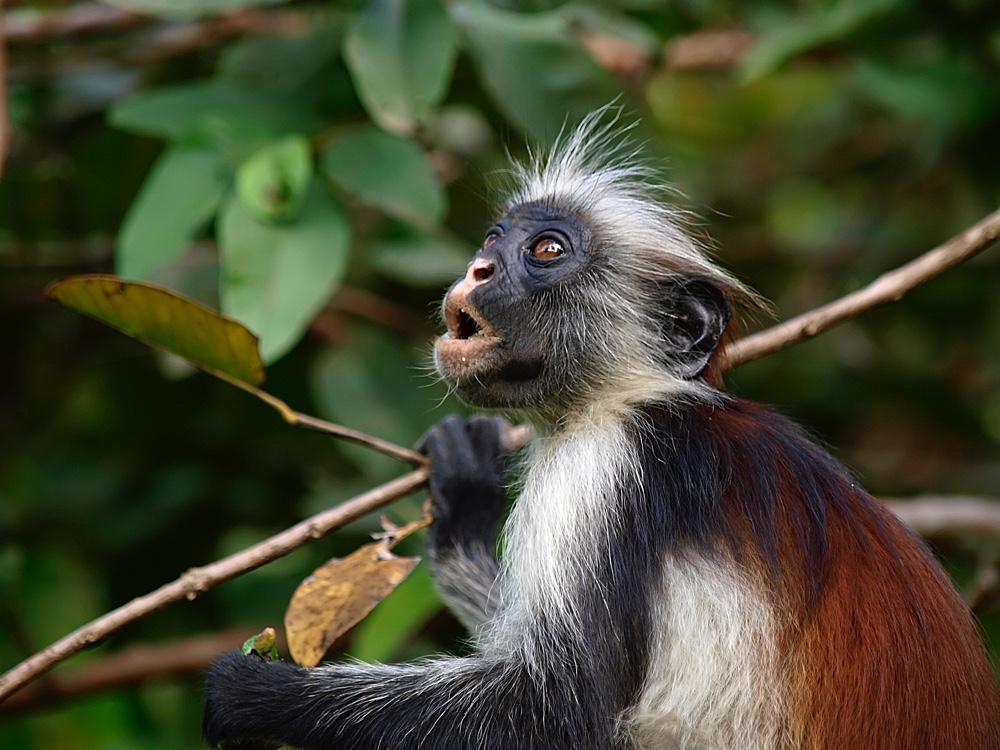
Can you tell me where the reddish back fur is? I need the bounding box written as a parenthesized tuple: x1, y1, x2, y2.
(707, 400, 1000, 748)
(787, 498, 1000, 748)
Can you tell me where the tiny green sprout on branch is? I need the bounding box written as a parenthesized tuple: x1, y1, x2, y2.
(242, 628, 279, 661)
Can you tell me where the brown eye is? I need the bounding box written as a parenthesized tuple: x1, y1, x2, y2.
(531, 238, 564, 260)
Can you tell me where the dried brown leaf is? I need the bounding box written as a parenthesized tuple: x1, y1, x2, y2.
(284, 543, 420, 667)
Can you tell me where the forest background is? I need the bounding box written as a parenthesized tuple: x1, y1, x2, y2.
(2, 0, 1000, 747)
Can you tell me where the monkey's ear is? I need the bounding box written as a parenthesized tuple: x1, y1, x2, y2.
(662, 279, 730, 379)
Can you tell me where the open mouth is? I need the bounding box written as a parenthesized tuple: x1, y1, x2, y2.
(445, 302, 494, 341)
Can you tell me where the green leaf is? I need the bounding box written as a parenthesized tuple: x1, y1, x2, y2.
(322, 127, 445, 228)
(241, 627, 279, 660)
(218, 27, 347, 107)
(109, 81, 324, 143)
(236, 135, 313, 223)
(45, 275, 265, 386)
(218, 182, 351, 363)
(104, 0, 282, 21)
(742, 0, 901, 82)
(116, 144, 228, 281)
(344, 0, 459, 135)
(450, 0, 621, 143)
(371, 236, 470, 286)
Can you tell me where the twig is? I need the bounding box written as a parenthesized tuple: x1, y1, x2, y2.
(720, 206, 1000, 369)
(665, 30, 754, 70)
(883, 496, 1000, 541)
(3, 3, 308, 45)
(4, 2, 144, 42)
(292, 412, 426, 467)
(328, 287, 429, 338)
(216, 374, 426, 467)
(0, 628, 276, 715)
(0, 466, 428, 703)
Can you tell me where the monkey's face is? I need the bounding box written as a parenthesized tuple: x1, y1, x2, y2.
(434, 201, 599, 411)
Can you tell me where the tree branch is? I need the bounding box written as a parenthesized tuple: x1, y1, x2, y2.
(720, 206, 1000, 369)
(0, 628, 276, 715)
(883, 496, 1000, 541)
(4, 2, 145, 42)
(664, 30, 754, 70)
(2, 3, 308, 45)
(0, 466, 428, 703)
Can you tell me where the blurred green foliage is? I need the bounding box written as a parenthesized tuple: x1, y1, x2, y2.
(2, 0, 1000, 746)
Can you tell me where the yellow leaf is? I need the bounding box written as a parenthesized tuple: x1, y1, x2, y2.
(284, 543, 420, 667)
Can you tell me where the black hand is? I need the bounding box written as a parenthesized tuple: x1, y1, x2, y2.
(419, 414, 512, 552)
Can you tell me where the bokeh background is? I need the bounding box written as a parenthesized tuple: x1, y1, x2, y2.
(2, 0, 1000, 746)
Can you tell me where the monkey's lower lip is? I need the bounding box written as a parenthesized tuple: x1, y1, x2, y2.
(434, 334, 503, 378)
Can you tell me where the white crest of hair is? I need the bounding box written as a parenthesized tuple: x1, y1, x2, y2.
(505, 105, 749, 298)
(627, 558, 788, 750)
(503, 105, 757, 428)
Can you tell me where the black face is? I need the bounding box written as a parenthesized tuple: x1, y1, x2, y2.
(434, 201, 595, 410)
(433, 201, 731, 413)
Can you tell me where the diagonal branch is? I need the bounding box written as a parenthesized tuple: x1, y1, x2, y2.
(0, 629, 276, 716)
(0, 466, 428, 703)
(719, 206, 1000, 369)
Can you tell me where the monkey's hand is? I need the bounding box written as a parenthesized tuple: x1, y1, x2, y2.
(419, 414, 512, 550)
(418, 414, 511, 630)
(203, 652, 299, 750)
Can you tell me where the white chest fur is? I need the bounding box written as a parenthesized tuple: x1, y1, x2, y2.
(498, 418, 636, 629)
(489, 412, 787, 748)
(629, 558, 786, 750)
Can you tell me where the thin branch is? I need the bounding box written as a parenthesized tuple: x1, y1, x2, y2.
(328, 287, 429, 338)
(2, 3, 308, 45)
(720, 206, 1000, 369)
(0, 629, 275, 715)
(664, 30, 754, 70)
(217, 373, 426, 467)
(5, 3, 143, 42)
(0, 466, 428, 703)
(291, 412, 426, 467)
(883, 496, 1000, 541)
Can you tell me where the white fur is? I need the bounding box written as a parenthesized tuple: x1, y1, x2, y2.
(430, 543, 500, 633)
(483, 407, 787, 748)
(629, 558, 788, 750)
(484, 411, 638, 653)
(505, 106, 752, 300)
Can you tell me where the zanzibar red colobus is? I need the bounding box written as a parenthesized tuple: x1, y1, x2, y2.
(204, 111, 1000, 749)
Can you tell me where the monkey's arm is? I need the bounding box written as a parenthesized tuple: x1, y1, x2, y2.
(203, 646, 618, 750)
(420, 414, 510, 632)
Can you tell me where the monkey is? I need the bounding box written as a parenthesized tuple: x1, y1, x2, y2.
(203, 109, 1000, 749)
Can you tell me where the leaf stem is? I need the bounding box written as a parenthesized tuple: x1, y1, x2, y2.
(219, 372, 427, 467)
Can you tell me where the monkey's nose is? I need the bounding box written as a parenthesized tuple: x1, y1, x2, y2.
(465, 258, 495, 286)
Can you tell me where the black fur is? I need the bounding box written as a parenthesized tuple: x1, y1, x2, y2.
(420, 414, 510, 629)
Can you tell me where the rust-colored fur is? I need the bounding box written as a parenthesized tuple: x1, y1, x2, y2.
(787, 497, 1000, 748)
(704, 400, 999, 747)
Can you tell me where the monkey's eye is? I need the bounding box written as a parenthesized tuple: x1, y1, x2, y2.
(530, 238, 564, 260)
